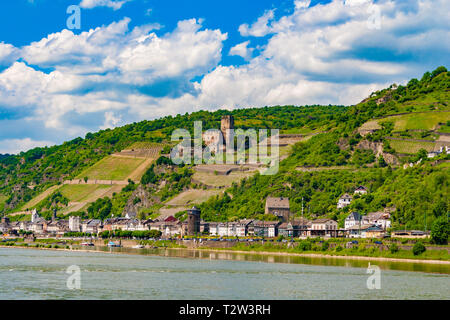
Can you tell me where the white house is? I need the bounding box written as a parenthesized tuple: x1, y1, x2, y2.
(337, 193, 352, 209)
(428, 146, 450, 158)
(354, 186, 368, 195)
(209, 223, 218, 236)
(363, 212, 391, 230)
(235, 220, 253, 237)
(345, 212, 362, 230)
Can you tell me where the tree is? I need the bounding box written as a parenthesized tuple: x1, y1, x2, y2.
(412, 242, 426, 256)
(430, 217, 450, 245)
(378, 156, 387, 167)
(389, 243, 399, 254)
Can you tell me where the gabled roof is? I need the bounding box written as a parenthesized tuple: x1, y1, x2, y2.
(312, 218, 336, 224)
(265, 197, 290, 208)
(339, 193, 353, 200)
(346, 212, 361, 221)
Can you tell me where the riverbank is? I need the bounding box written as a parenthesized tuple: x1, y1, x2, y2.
(2, 243, 449, 265)
(191, 247, 450, 265)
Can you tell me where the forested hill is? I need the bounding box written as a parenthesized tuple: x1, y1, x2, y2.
(1, 66, 449, 230)
(0, 105, 345, 211)
(200, 66, 449, 230)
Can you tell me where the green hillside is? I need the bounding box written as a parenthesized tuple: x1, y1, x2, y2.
(0, 66, 448, 230)
(75, 156, 145, 181)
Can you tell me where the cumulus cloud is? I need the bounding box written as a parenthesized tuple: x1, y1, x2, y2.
(229, 41, 254, 60)
(79, 0, 132, 10)
(239, 10, 275, 37)
(0, 42, 20, 66)
(0, 0, 449, 154)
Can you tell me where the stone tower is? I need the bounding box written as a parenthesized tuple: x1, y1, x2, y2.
(69, 216, 81, 232)
(187, 206, 201, 236)
(220, 115, 234, 145)
(31, 209, 39, 223)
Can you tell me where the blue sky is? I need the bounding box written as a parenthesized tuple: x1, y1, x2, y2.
(0, 0, 448, 154)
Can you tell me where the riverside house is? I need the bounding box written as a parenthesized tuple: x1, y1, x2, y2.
(308, 219, 338, 237)
(344, 212, 362, 230)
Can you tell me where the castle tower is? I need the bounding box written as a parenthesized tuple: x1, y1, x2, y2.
(187, 206, 201, 236)
(69, 216, 81, 232)
(221, 115, 234, 146)
(31, 209, 39, 223)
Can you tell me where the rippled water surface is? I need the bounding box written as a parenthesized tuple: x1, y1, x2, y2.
(0, 247, 449, 299)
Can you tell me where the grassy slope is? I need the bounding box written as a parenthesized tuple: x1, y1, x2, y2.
(379, 111, 450, 131)
(389, 140, 436, 154)
(75, 155, 145, 180)
(58, 184, 112, 202)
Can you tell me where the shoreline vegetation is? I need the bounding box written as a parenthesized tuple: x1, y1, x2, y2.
(1, 239, 449, 265)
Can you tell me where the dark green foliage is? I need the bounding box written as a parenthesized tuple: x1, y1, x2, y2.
(389, 243, 399, 253)
(64, 232, 92, 237)
(412, 242, 426, 256)
(141, 164, 158, 185)
(37, 191, 69, 211)
(431, 217, 450, 245)
(352, 149, 375, 166)
(297, 240, 312, 251)
(87, 197, 112, 220)
(100, 230, 162, 239)
(156, 156, 173, 166)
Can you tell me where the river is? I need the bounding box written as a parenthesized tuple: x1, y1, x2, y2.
(0, 247, 449, 299)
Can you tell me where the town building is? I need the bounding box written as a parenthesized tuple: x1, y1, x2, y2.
(428, 146, 450, 158)
(337, 193, 352, 209)
(265, 197, 290, 222)
(345, 212, 362, 230)
(347, 224, 385, 238)
(235, 219, 253, 237)
(69, 216, 81, 232)
(354, 186, 368, 195)
(251, 220, 281, 238)
(362, 211, 391, 230)
(308, 219, 338, 237)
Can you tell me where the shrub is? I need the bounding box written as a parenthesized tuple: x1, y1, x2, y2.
(297, 240, 312, 251)
(412, 242, 426, 256)
(321, 241, 329, 251)
(431, 217, 450, 245)
(389, 243, 399, 254)
(335, 245, 343, 252)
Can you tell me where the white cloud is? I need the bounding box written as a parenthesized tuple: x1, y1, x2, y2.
(229, 41, 254, 60)
(0, 138, 54, 155)
(101, 111, 122, 129)
(79, 0, 131, 10)
(239, 10, 275, 37)
(0, 42, 19, 66)
(1, 0, 449, 154)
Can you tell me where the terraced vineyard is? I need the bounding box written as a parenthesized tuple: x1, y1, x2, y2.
(58, 184, 113, 203)
(380, 111, 450, 131)
(75, 155, 146, 181)
(389, 139, 436, 154)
